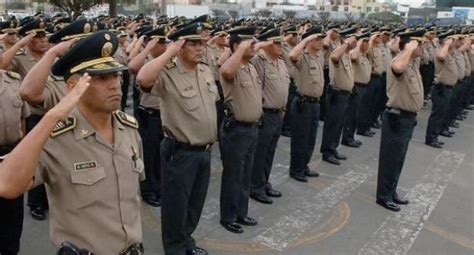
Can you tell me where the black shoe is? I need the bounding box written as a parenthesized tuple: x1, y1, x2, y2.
(393, 193, 409, 205)
(265, 188, 282, 198)
(142, 194, 161, 207)
(371, 121, 381, 129)
(305, 170, 320, 177)
(220, 221, 243, 234)
(322, 154, 341, 165)
(334, 152, 347, 160)
(186, 247, 208, 255)
(425, 140, 443, 149)
(290, 173, 308, 182)
(341, 139, 361, 148)
(357, 130, 374, 137)
(465, 105, 474, 110)
(449, 122, 459, 128)
(440, 130, 453, 137)
(250, 193, 273, 204)
(281, 129, 291, 137)
(456, 115, 464, 121)
(30, 206, 46, 221)
(376, 200, 401, 212)
(438, 140, 445, 145)
(448, 130, 455, 135)
(237, 216, 258, 226)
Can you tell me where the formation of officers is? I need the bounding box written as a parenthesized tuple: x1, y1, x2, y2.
(0, 10, 472, 255)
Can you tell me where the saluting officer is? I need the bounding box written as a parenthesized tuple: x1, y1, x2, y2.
(425, 31, 457, 148)
(129, 26, 168, 207)
(320, 28, 357, 165)
(219, 26, 261, 234)
(280, 25, 298, 137)
(0, 20, 19, 51)
(249, 28, 289, 205)
(420, 29, 437, 100)
(321, 24, 341, 121)
(137, 22, 217, 255)
(0, 31, 146, 254)
(376, 30, 425, 212)
(0, 69, 30, 255)
(114, 28, 131, 110)
(341, 32, 372, 148)
(288, 25, 326, 183)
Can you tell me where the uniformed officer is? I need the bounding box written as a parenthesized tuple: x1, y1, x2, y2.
(459, 35, 472, 119)
(0, 18, 51, 221)
(420, 30, 437, 100)
(0, 69, 30, 255)
(376, 30, 425, 212)
(249, 28, 289, 205)
(280, 25, 298, 137)
(288, 26, 326, 182)
(115, 29, 131, 110)
(137, 22, 217, 255)
(341, 32, 372, 148)
(0, 20, 19, 51)
(219, 26, 261, 234)
(0, 31, 146, 254)
(320, 27, 357, 165)
(128, 26, 168, 207)
(357, 31, 383, 137)
(425, 31, 457, 148)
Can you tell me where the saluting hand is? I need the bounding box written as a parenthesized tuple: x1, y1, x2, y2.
(166, 39, 185, 56)
(405, 40, 419, 52)
(47, 73, 91, 120)
(17, 32, 36, 47)
(237, 39, 254, 52)
(49, 38, 80, 57)
(145, 37, 159, 51)
(345, 36, 357, 46)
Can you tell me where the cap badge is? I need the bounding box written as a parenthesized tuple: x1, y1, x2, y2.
(84, 23, 91, 33)
(102, 42, 113, 57)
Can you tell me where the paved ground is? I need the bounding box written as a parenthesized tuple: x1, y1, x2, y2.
(19, 100, 474, 255)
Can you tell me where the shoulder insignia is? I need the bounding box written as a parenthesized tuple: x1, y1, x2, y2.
(51, 117, 76, 138)
(114, 111, 138, 129)
(258, 55, 265, 60)
(200, 61, 209, 66)
(5, 71, 21, 80)
(15, 49, 26, 56)
(51, 75, 64, 81)
(166, 61, 176, 69)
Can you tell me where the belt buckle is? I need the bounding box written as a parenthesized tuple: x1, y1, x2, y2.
(205, 144, 211, 151)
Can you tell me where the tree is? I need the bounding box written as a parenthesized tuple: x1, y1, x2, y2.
(228, 10, 239, 19)
(283, 10, 296, 19)
(257, 9, 272, 18)
(34, 0, 134, 18)
(367, 11, 403, 23)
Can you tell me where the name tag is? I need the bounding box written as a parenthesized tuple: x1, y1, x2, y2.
(74, 161, 98, 172)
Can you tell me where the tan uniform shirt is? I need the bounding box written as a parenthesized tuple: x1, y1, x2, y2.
(151, 58, 218, 145)
(114, 45, 129, 66)
(330, 53, 354, 91)
(421, 41, 436, 65)
(453, 48, 465, 81)
(251, 53, 290, 109)
(207, 44, 226, 81)
(368, 44, 385, 75)
(386, 58, 424, 112)
(0, 71, 30, 146)
(381, 43, 392, 73)
(324, 40, 341, 67)
(220, 62, 262, 123)
(33, 109, 144, 254)
(463, 51, 471, 77)
(353, 53, 372, 85)
(293, 50, 324, 98)
(43, 75, 68, 110)
(434, 49, 458, 86)
(282, 43, 296, 79)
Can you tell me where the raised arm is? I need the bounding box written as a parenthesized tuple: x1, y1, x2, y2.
(392, 40, 419, 74)
(0, 74, 90, 199)
(331, 36, 356, 63)
(128, 37, 159, 75)
(0, 33, 35, 69)
(289, 34, 318, 62)
(437, 39, 452, 61)
(220, 40, 252, 80)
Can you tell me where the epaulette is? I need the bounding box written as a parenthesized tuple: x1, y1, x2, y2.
(50, 75, 64, 82)
(166, 61, 176, 69)
(114, 111, 138, 129)
(5, 71, 21, 80)
(51, 117, 76, 138)
(15, 49, 26, 56)
(200, 61, 209, 66)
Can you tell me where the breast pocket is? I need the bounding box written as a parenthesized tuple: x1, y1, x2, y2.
(178, 89, 200, 111)
(70, 167, 106, 208)
(342, 58, 350, 70)
(240, 77, 253, 88)
(407, 75, 421, 95)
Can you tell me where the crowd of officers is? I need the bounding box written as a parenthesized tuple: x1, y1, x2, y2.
(0, 11, 472, 255)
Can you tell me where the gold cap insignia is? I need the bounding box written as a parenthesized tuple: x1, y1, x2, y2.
(84, 23, 91, 33)
(101, 42, 113, 57)
(92, 23, 98, 32)
(196, 26, 202, 34)
(104, 33, 111, 41)
(39, 19, 45, 29)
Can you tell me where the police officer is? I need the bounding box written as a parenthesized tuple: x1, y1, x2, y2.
(137, 22, 217, 255)
(425, 31, 457, 148)
(420, 30, 437, 100)
(1, 18, 51, 221)
(376, 30, 425, 212)
(129, 27, 168, 207)
(114, 29, 131, 111)
(341, 32, 372, 148)
(288, 26, 325, 182)
(321, 24, 342, 121)
(0, 69, 30, 255)
(0, 20, 19, 51)
(219, 26, 261, 234)
(249, 28, 289, 205)
(280, 25, 298, 137)
(0, 31, 145, 254)
(320, 28, 357, 165)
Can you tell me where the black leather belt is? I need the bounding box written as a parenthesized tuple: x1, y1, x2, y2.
(263, 108, 283, 113)
(331, 88, 351, 95)
(300, 95, 320, 103)
(119, 243, 144, 255)
(234, 120, 261, 128)
(355, 82, 368, 87)
(175, 140, 213, 152)
(387, 108, 417, 119)
(138, 106, 160, 116)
